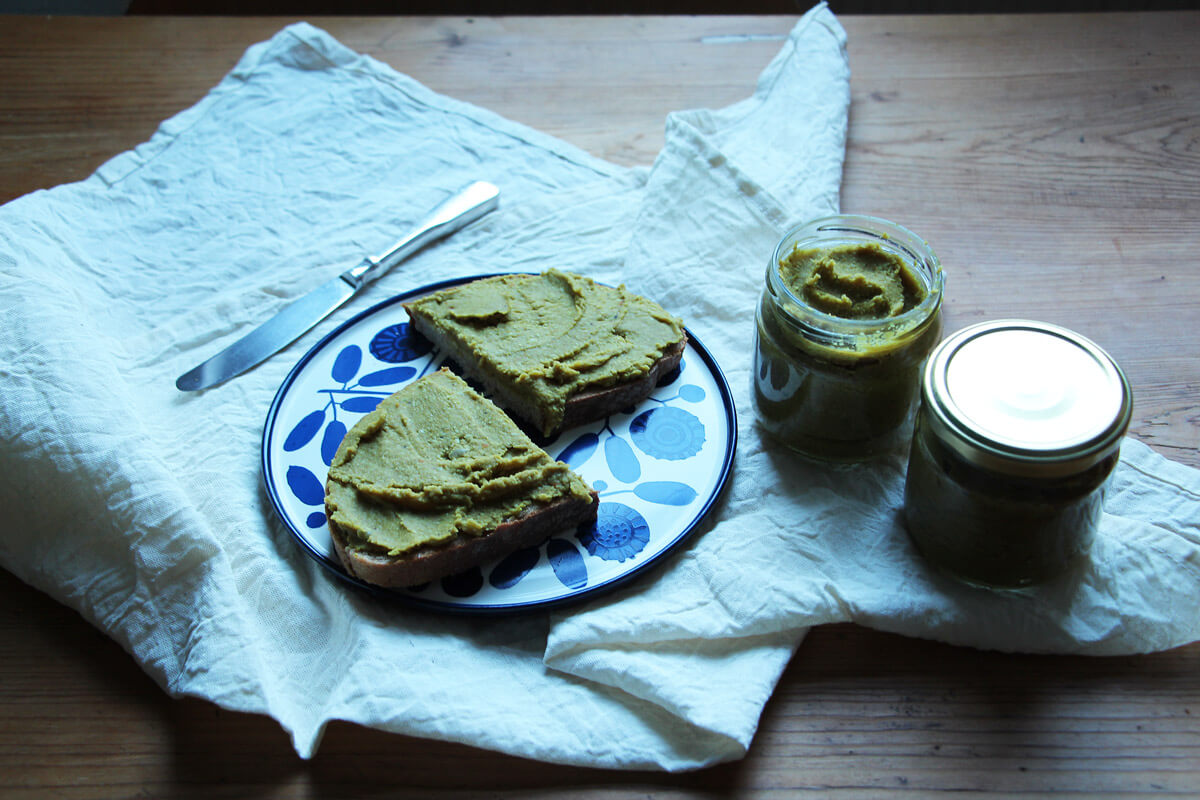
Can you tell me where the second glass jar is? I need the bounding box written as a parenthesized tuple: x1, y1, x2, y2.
(752, 215, 944, 460)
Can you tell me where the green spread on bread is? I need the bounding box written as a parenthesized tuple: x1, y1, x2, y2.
(325, 369, 593, 557)
(403, 270, 686, 436)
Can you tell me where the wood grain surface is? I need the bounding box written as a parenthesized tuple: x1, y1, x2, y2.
(1, 12, 1198, 798)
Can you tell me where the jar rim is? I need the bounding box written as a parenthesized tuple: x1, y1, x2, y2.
(767, 214, 944, 338)
(921, 319, 1133, 477)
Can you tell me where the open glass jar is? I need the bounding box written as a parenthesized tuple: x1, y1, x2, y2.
(903, 320, 1132, 588)
(752, 215, 944, 460)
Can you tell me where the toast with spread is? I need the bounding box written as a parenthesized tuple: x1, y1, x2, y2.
(403, 270, 687, 438)
(324, 368, 598, 588)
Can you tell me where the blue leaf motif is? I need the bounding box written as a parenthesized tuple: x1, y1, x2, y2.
(557, 431, 599, 468)
(341, 395, 383, 414)
(655, 360, 684, 388)
(331, 344, 362, 384)
(679, 384, 706, 403)
(358, 366, 416, 387)
(283, 409, 325, 452)
(633, 481, 698, 506)
(305, 511, 326, 529)
(441, 567, 483, 597)
(286, 466, 325, 506)
(547, 538, 587, 590)
(604, 434, 641, 483)
(489, 547, 540, 589)
(320, 420, 347, 466)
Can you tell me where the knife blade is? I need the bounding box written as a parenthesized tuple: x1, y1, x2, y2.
(176, 180, 499, 392)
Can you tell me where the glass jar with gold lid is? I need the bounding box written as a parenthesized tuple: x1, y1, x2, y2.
(903, 320, 1133, 588)
(752, 215, 944, 460)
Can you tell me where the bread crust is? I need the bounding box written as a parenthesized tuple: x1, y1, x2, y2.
(328, 489, 599, 589)
(405, 307, 687, 437)
(559, 337, 686, 431)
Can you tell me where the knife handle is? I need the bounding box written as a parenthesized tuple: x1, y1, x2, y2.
(340, 180, 500, 290)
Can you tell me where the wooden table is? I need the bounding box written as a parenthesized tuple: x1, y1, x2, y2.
(2, 12, 1198, 797)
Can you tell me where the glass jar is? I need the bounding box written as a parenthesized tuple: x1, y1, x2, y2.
(752, 215, 944, 460)
(903, 320, 1133, 588)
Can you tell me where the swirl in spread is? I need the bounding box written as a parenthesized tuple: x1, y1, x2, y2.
(779, 243, 927, 320)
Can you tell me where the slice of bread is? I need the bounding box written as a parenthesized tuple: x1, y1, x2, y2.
(324, 369, 598, 589)
(329, 487, 597, 589)
(404, 270, 687, 438)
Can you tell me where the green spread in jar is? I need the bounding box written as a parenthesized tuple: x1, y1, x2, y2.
(753, 223, 943, 461)
(903, 411, 1113, 587)
(780, 243, 927, 320)
(900, 319, 1131, 587)
(324, 369, 593, 557)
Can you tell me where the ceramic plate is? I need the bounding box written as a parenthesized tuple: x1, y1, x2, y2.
(262, 275, 737, 612)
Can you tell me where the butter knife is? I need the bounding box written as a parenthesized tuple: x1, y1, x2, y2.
(176, 180, 499, 392)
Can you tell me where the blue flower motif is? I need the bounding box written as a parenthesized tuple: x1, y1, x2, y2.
(630, 406, 705, 461)
(578, 502, 650, 563)
(369, 322, 432, 363)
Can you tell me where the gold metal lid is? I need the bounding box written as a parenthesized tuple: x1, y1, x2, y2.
(922, 320, 1132, 477)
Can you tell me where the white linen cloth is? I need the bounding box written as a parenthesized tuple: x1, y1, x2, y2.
(1, 5, 1198, 770)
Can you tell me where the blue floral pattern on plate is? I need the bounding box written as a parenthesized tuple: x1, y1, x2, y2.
(262, 275, 736, 613)
(578, 503, 651, 562)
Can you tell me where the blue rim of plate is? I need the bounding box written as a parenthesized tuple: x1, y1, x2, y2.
(261, 273, 737, 614)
